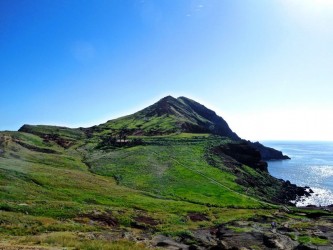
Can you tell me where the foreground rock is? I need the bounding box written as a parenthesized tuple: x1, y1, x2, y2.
(147, 210, 333, 250)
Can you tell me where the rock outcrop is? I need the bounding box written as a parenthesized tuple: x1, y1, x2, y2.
(214, 141, 268, 172)
(250, 141, 290, 160)
(148, 211, 333, 249)
(207, 140, 309, 204)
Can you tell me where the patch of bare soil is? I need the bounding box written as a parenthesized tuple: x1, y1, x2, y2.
(187, 212, 209, 222)
(77, 210, 118, 227)
(135, 215, 158, 226)
(131, 215, 159, 229)
(42, 135, 73, 149)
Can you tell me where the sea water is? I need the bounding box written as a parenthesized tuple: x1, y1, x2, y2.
(264, 141, 333, 206)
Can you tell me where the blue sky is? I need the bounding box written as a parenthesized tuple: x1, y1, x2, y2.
(1, 0, 332, 140)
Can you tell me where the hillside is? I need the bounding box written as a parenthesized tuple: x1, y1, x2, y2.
(77, 96, 287, 160)
(1, 96, 332, 249)
(79, 96, 240, 138)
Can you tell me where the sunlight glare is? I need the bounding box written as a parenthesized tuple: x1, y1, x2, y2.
(315, 0, 333, 5)
(279, 0, 333, 33)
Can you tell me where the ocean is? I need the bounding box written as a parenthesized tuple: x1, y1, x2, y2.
(264, 141, 333, 207)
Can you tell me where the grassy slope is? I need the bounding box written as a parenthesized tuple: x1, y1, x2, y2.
(96, 114, 180, 136)
(1, 126, 332, 249)
(92, 96, 232, 137)
(86, 134, 263, 208)
(0, 128, 272, 248)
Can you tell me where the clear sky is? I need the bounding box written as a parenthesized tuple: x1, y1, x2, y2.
(1, 0, 332, 141)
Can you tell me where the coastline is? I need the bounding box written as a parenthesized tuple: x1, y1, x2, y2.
(295, 187, 333, 207)
(264, 141, 333, 208)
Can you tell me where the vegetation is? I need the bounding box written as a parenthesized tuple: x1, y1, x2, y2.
(298, 235, 330, 246)
(1, 96, 332, 249)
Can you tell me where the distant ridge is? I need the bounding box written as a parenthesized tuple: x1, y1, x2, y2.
(19, 96, 289, 160)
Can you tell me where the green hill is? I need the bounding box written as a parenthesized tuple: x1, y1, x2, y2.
(0, 96, 331, 249)
(81, 96, 239, 138)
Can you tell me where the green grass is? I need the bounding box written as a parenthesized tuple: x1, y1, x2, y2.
(298, 235, 330, 246)
(17, 231, 148, 250)
(290, 222, 312, 230)
(87, 135, 265, 208)
(19, 124, 86, 140)
(1, 130, 327, 249)
(1, 132, 264, 223)
(96, 114, 180, 136)
(226, 225, 252, 233)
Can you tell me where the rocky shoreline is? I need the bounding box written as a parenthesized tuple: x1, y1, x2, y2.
(209, 141, 311, 205)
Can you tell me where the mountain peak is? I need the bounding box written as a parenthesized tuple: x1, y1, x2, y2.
(160, 95, 177, 101)
(153, 95, 180, 116)
(99, 95, 240, 139)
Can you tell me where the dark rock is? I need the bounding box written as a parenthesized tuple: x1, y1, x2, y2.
(317, 247, 333, 250)
(305, 211, 331, 219)
(215, 225, 230, 239)
(277, 180, 310, 204)
(278, 225, 295, 233)
(191, 229, 217, 247)
(218, 232, 264, 249)
(294, 244, 317, 250)
(262, 234, 276, 248)
(213, 141, 268, 172)
(250, 141, 290, 160)
(263, 233, 297, 249)
(41, 134, 74, 148)
(188, 212, 209, 222)
(79, 210, 118, 227)
(306, 205, 317, 208)
(134, 215, 158, 226)
(152, 235, 190, 249)
(213, 240, 229, 250)
(188, 245, 200, 250)
(207, 141, 309, 205)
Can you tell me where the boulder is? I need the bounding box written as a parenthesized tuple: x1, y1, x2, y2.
(152, 235, 190, 249)
(263, 232, 298, 250)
